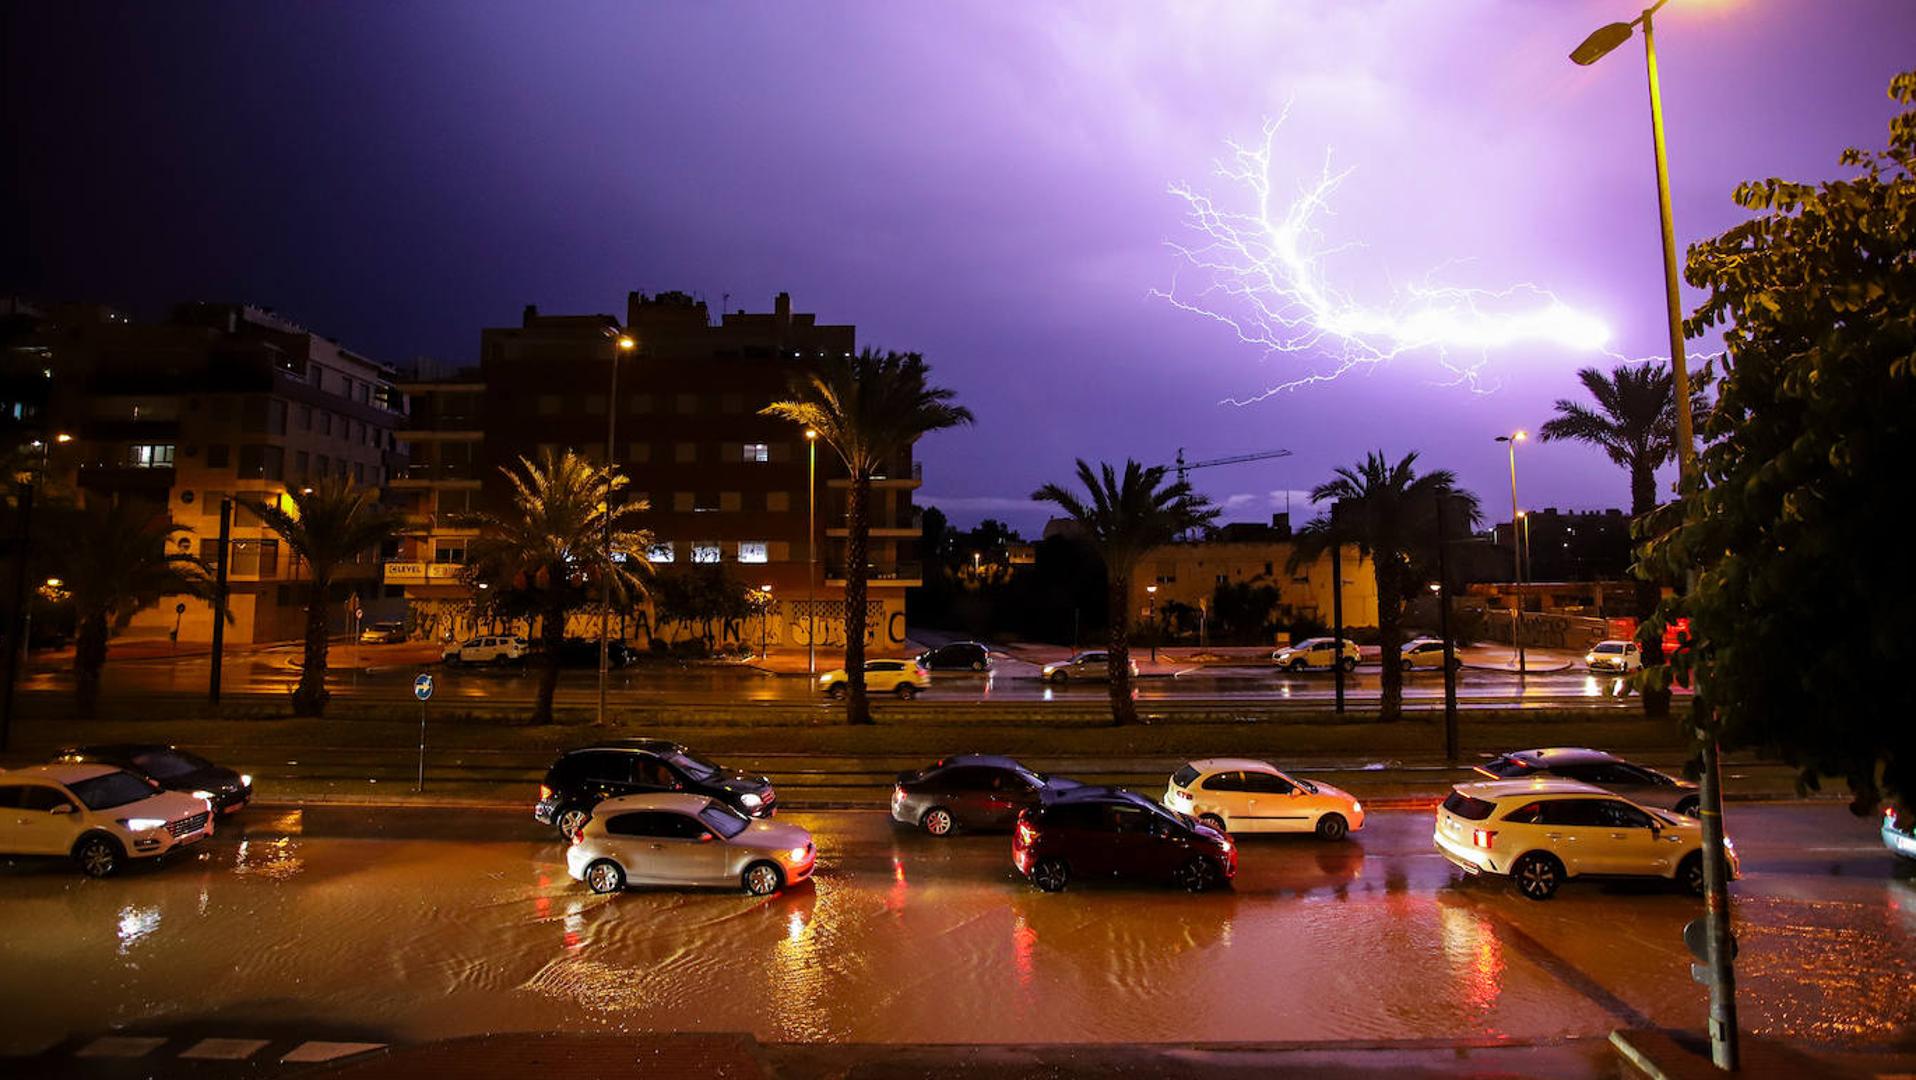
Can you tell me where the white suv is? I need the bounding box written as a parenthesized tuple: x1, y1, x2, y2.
(442, 634, 528, 665)
(0, 764, 215, 877)
(1433, 778, 1734, 900)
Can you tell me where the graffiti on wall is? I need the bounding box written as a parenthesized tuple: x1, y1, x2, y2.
(399, 598, 906, 648)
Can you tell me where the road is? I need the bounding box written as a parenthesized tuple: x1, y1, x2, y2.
(0, 802, 1907, 1076)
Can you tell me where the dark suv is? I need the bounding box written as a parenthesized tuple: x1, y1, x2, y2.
(916, 642, 992, 672)
(1475, 747, 1698, 815)
(534, 741, 776, 835)
(54, 744, 253, 816)
(1013, 787, 1235, 893)
(891, 754, 1079, 836)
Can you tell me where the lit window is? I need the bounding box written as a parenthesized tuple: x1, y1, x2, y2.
(692, 543, 721, 564)
(743, 443, 769, 463)
(646, 542, 675, 564)
(737, 542, 768, 564)
(128, 444, 176, 468)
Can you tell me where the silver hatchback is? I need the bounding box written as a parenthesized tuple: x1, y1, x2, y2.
(565, 793, 816, 896)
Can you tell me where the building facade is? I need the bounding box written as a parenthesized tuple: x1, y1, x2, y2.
(1130, 537, 1379, 639)
(389, 291, 921, 651)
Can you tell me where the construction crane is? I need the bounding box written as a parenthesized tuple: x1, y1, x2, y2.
(1172, 447, 1293, 486)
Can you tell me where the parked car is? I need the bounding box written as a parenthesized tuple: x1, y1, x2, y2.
(564, 793, 815, 896)
(0, 764, 215, 877)
(1433, 778, 1732, 900)
(1013, 786, 1236, 893)
(533, 741, 776, 836)
(1272, 637, 1360, 672)
(819, 658, 929, 699)
(1474, 747, 1699, 815)
(1399, 637, 1460, 671)
(358, 620, 408, 644)
(1040, 651, 1138, 684)
(1584, 639, 1643, 673)
(53, 744, 252, 816)
(891, 754, 1080, 836)
(1883, 805, 1916, 862)
(442, 634, 528, 665)
(916, 641, 993, 672)
(1163, 758, 1364, 839)
(545, 637, 634, 668)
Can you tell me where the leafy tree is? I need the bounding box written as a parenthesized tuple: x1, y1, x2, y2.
(49, 499, 209, 716)
(651, 564, 754, 648)
(1638, 71, 1916, 810)
(1032, 460, 1216, 724)
(1210, 579, 1281, 644)
(1292, 451, 1478, 721)
(462, 449, 653, 724)
(763, 349, 972, 724)
(1540, 362, 1708, 718)
(251, 479, 404, 716)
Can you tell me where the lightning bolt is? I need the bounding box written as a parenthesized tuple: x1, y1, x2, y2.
(1156, 109, 1626, 402)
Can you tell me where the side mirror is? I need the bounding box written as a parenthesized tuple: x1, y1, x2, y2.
(50, 804, 74, 815)
(697, 831, 714, 843)
(1288, 788, 1302, 797)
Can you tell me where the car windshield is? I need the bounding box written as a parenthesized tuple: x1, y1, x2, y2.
(68, 770, 160, 810)
(130, 749, 213, 779)
(1292, 776, 1320, 794)
(669, 751, 722, 782)
(1594, 643, 1625, 654)
(697, 801, 750, 839)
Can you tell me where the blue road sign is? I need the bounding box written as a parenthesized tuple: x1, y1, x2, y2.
(414, 673, 435, 702)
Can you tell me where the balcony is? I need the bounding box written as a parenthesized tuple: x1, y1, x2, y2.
(384, 560, 466, 585)
(828, 508, 923, 539)
(824, 561, 922, 588)
(827, 460, 922, 489)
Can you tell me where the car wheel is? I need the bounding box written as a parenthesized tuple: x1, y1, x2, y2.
(1675, 796, 1700, 818)
(555, 807, 589, 837)
(743, 861, 784, 897)
(1286, 659, 1305, 673)
(493, 654, 511, 666)
(1339, 657, 1357, 673)
(1175, 856, 1222, 893)
(74, 835, 123, 878)
(585, 860, 625, 895)
(1315, 813, 1349, 841)
(826, 683, 847, 700)
(1032, 858, 1069, 892)
(1512, 852, 1563, 900)
(1199, 813, 1229, 835)
(895, 684, 918, 700)
(1049, 671, 1067, 684)
(921, 807, 955, 837)
(1401, 658, 1415, 672)
(1679, 853, 1706, 897)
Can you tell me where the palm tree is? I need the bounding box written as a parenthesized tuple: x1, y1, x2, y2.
(1293, 451, 1477, 722)
(762, 349, 972, 724)
(1539, 362, 1707, 718)
(251, 479, 406, 717)
(52, 499, 210, 716)
(462, 449, 653, 724)
(1032, 460, 1216, 725)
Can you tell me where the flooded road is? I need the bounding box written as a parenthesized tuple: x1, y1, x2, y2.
(0, 804, 1907, 1057)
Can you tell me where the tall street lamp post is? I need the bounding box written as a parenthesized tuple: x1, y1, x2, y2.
(1495, 431, 1526, 675)
(1573, 3, 1734, 1069)
(2, 431, 72, 752)
(599, 333, 636, 726)
(758, 584, 773, 658)
(1145, 584, 1158, 663)
(805, 429, 818, 677)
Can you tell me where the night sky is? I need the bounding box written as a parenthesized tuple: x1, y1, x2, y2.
(8, 2, 1912, 534)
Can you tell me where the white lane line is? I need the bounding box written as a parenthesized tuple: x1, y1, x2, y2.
(76, 1036, 167, 1058)
(181, 1038, 271, 1060)
(281, 1041, 386, 1063)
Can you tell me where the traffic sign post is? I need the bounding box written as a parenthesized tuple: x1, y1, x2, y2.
(413, 673, 434, 792)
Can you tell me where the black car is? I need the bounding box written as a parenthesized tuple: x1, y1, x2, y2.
(891, 753, 1078, 836)
(1012, 786, 1236, 893)
(53, 744, 253, 815)
(916, 642, 993, 672)
(533, 740, 776, 835)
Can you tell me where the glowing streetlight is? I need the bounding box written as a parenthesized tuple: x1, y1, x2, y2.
(599, 330, 637, 726)
(805, 429, 818, 676)
(1494, 432, 1526, 674)
(1145, 584, 1159, 663)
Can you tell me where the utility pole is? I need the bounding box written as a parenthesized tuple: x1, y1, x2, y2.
(1330, 500, 1346, 716)
(600, 333, 635, 725)
(209, 497, 231, 706)
(0, 478, 34, 752)
(1436, 494, 1459, 762)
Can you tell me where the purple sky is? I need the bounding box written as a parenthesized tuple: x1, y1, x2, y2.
(9, 2, 1913, 534)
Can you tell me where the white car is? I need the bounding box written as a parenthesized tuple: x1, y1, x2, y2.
(1164, 757, 1365, 839)
(1041, 651, 1139, 684)
(442, 634, 528, 665)
(565, 793, 817, 896)
(0, 764, 215, 877)
(1272, 637, 1360, 672)
(819, 658, 931, 700)
(1433, 778, 1735, 900)
(1400, 637, 1460, 671)
(1585, 639, 1642, 673)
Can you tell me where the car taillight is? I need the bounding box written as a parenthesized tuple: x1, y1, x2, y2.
(567, 826, 586, 845)
(538, 784, 553, 801)
(1016, 820, 1038, 846)
(1471, 829, 1497, 849)
(1889, 808, 1900, 828)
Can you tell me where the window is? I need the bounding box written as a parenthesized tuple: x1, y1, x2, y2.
(1536, 799, 1611, 827)
(299, 404, 313, 431)
(317, 454, 330, 476)
(205, 444, 230, 468)
(627, 442, 651, 464)
(584, 394, 606, 415)
(743, 443, 769, 463)
(128, 443, 176, 468)
(697, 802, 750, 839)
(294, 450, 309, 476)
(736, 541, 768, 564)
(1200, 771, 1246, 792)
(1241, 771, 1295, 794)
(672, 492, 694, 512)
(674, 393, 698, 415)
(319, 411, 334, 436)
(646, 542, 675, 564)
(236, 445, 284, 480)
(1440, 791, 1497, 821)
(536, 394, 562, 416)
(767, 491, 790, 512)
(18, 785, 72, 812)
(627, 393, 653, 414)
(434, 541, 467, 564)
(1597, 801, 1657, 829)
(692, 543, 720, 564)
(436, 490, 476, 516)
(567, 751, 632, 785)
(1501, 801, 1546, 824)
(719, 492, 742, 512)
(721, 393, 744, 414)
(353, 462, 365, 484)
(1171, 764, 1200, 788)
(268, 399, 288, 435)
(674, 442, 697, 464)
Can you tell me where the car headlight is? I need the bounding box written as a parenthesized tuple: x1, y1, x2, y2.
(191, 790, 215, 801)
(788, 846, 809, 861)
(1042, 666, 1057, 676)
(121, 818, 167, 832)
(818, 674, 831, 684)
(240, 774, 253, 787)
(739, 792, 763, 808)
(1352, 801, 1363, 814)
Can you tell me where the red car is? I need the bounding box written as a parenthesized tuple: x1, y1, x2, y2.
(1013, 787, 1236, 893)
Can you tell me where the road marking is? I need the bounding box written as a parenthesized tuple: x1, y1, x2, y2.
(281, 1041, 386, 1063)
(76, 1036, 167, 1058)
(181, 1038, 270, 1060)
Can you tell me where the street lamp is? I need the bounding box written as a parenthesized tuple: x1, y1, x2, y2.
(758, 584, 773, 658)
(805, 429, 818, 676)
(1495, 432, 1527, 675)
(1573, 3, 1732, 1067)
(1145, 584, 1159, 663)
(598, 331, 637, 726)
